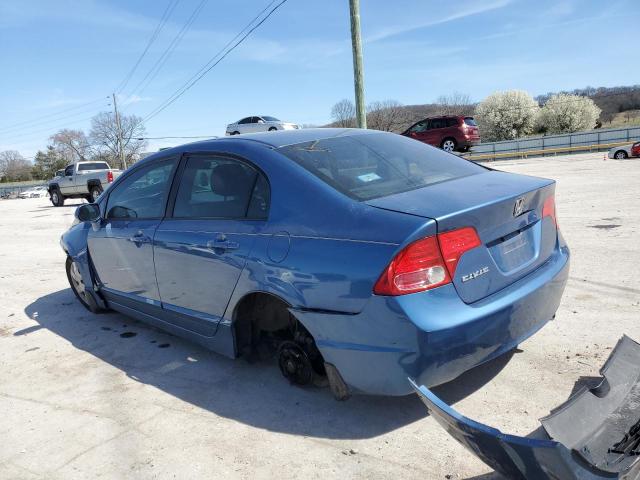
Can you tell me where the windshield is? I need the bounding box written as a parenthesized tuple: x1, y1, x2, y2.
(277, 132, 483, 201)
(261, 116, 280, 122)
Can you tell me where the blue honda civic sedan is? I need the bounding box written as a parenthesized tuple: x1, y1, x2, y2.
(61, 128, 570, 398)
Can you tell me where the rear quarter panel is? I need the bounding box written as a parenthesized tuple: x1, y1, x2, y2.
(213, 142, 433, 319)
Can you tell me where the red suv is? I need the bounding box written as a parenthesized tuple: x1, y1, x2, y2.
(401, 115, 480, 152)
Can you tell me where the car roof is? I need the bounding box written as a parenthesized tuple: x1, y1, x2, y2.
(229, 128, 380, 147)
(137, 128, 381, 168)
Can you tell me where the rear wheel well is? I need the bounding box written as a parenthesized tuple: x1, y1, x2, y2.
(233, 292, 295, 357)
(441, 136, 457, 147)
(232, 292, 326, 377)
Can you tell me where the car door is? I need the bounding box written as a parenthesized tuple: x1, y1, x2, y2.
(59, 164, 76, 195)
(425, 118, 446, 146)
(236, 117, 252, 134)
(251, 116, 267, 133)
(87, 158, 178, 310)
(407, 120, 430, 143)
(153, 154, 270, 336)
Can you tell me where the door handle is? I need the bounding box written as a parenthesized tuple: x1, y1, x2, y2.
(206, 237, 239, 251)
(127, 231, 151, 244)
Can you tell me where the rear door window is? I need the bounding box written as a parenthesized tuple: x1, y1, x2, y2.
(446, 118, 460, 127)
(173, 156, 269, 220)
(64, 165, 74, 176)
(278, 132, 483, 201)
(429, 118, 446, 129)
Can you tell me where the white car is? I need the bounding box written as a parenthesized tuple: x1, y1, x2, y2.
(18, 186, 48, 198)
(225, 116, 299, 135)
(608, 141, 640, 159)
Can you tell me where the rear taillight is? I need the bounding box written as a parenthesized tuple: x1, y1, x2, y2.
(374, 227, 481, 296)
(438, 227, 482, 279)
(107, 171, 114, 183)
(542, 195, 557, 227)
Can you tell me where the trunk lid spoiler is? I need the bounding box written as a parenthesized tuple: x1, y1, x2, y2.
(411, 335, 640, 479)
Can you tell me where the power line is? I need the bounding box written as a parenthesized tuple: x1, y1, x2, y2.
(125, 0, 209, 99)
(0, 114, 99, 143)
(0, 102, 111, 138)
(0, 97, 109, 134)
(143, 0, 288, 124)
(115, 0, 181, 94)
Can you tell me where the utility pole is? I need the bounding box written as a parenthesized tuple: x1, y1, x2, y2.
(112, 93, 127, 170)
(349, 0, 366, 129)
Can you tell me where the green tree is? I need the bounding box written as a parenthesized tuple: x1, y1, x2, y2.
(31, 146, 67, 180)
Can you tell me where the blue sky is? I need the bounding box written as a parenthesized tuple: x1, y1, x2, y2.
(1, 0, 638, 157)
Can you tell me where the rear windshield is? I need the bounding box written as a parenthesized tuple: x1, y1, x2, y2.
(277, 132, 483, 201)
(464, 117, 477, 126)
(78, 162, 109, 171)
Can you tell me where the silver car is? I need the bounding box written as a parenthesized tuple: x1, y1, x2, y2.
(608, 141, 640, 159)
(225, 116, 299, 135)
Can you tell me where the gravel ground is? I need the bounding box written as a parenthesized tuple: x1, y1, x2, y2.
(0, 152, 638, 479)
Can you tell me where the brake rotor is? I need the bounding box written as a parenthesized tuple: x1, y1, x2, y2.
(277, 340, 313, 385)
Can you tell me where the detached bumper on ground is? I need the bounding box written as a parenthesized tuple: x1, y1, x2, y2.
(411, 335, 640, 479)
(293, 244, 570, 396)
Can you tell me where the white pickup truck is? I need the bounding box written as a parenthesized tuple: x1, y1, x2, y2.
(47, 161, 122, 206)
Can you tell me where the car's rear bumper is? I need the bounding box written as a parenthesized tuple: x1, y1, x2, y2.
(293, 243, 570, 396)
(461, 136, 480, 147)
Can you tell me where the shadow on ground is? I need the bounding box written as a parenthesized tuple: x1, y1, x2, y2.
(24, 288, 513, 442)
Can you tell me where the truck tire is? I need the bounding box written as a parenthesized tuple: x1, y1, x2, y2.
(89, 185, 102, 203)
(50, 188, 65, 207)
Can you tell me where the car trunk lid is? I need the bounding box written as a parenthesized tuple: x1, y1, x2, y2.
(366, 171, 558, 303)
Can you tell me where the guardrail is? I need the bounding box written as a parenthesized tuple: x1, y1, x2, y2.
(464, 140, 632, 161)
(466, 125, 639, 161)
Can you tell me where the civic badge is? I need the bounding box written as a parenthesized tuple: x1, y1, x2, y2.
(513, 197, 525, 217)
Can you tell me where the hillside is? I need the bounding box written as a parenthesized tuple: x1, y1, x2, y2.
(327, 85, 640, 134)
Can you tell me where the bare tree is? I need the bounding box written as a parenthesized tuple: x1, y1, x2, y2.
(330, 99, 356, 128)
(366, 100, 408, 132)
(89, 112, 148, 169)
(435, 92, 474, 116)
(50, 129, 92, 163)
(0, 150, 32, 182)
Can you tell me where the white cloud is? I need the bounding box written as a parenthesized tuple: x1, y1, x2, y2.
(120, 94, 153, 107)
(365, 0, 512, 43)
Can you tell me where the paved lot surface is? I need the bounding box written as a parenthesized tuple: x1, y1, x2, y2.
(1, 152, 639, 479)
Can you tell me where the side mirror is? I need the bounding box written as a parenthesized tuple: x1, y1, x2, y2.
(75, 203, 101, 223)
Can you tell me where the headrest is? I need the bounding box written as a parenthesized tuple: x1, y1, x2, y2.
(211, 163, 249, 197)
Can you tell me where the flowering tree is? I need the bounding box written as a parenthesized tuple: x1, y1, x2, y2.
(537, 94, 601, 134)
(475, 90, 539, 141)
